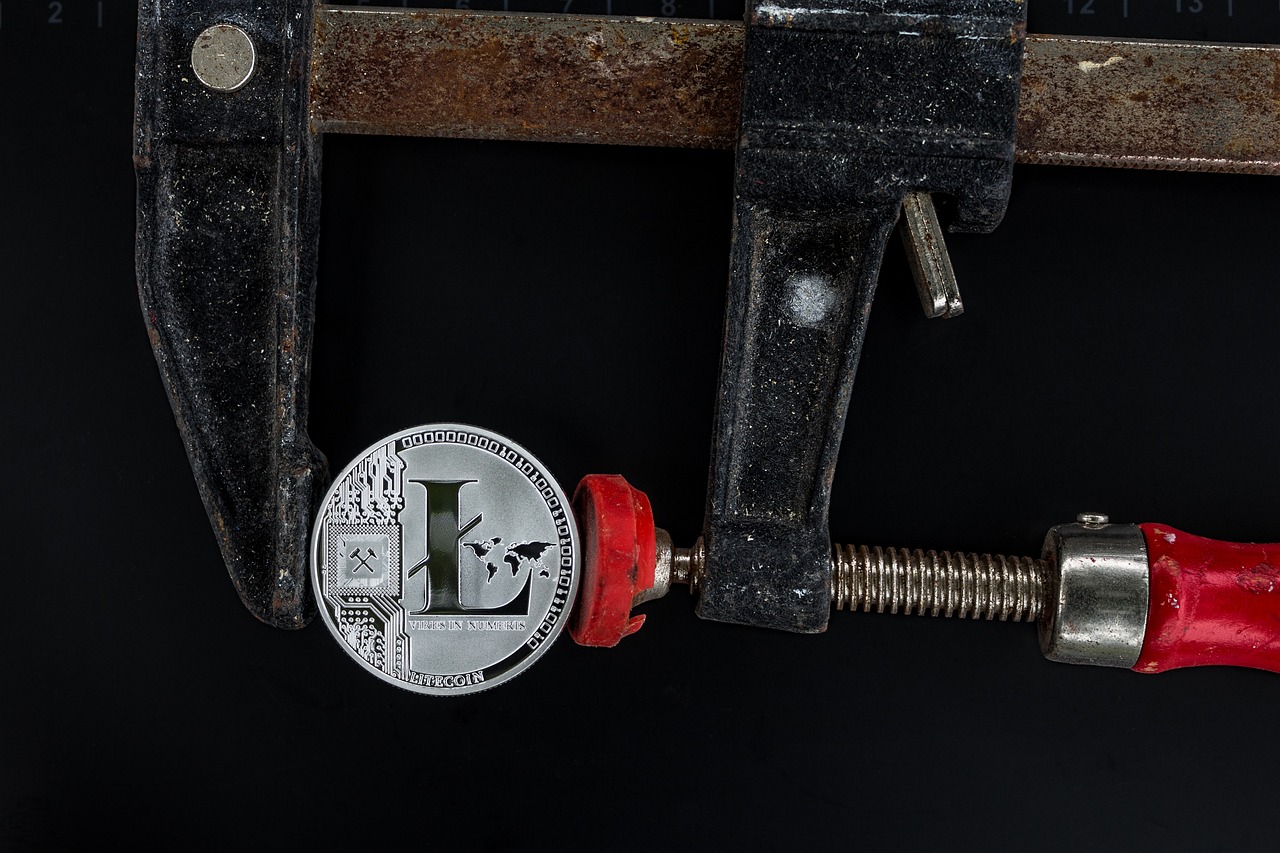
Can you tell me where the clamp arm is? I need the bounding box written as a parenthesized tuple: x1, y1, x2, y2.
(136, 0, 325, 627)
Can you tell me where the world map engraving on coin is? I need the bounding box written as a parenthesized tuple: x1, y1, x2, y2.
(464, 538, 556, 581)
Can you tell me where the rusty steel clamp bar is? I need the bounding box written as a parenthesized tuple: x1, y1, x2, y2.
(310, 7, 1280, 175)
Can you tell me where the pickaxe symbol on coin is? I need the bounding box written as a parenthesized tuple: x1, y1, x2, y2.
(349, 548, 377, 574)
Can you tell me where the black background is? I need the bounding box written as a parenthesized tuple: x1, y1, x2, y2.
(4, 1, 1280, 849)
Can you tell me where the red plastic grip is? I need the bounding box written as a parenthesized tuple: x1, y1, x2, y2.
(567, 474, 657, 648)
(1134, 524, 1280, 674)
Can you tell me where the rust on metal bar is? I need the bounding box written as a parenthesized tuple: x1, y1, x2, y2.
(311, 6, 1280, 175)
(310, 6, 742, 148)
(1017, 35, 1280, 175)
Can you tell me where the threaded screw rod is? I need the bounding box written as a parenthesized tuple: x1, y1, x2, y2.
(668, 538, 1048, 623)
(832, 544, 1046, 622)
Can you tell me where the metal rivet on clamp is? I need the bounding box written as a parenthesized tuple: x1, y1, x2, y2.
(191, 24, 256, 93)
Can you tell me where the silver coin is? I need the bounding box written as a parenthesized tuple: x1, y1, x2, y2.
(310, 424, 579, 695)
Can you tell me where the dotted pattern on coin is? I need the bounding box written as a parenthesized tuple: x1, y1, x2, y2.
(311, 425, 580, 695)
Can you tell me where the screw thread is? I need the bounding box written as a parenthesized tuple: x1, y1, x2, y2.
(832, 544, 1047, 622)
(671, 538, 1046, 622)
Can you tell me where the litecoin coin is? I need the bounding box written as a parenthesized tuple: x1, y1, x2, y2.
(310, 424, 580, 695)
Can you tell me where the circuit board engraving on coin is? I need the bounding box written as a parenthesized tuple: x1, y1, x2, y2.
(311, 425, 580, 695)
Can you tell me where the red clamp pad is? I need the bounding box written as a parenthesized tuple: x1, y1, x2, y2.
(568, 475, 657, 648)
(1135, 524, 1280, 674)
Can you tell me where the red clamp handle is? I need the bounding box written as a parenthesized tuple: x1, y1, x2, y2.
(1135, 524, 1280, 674)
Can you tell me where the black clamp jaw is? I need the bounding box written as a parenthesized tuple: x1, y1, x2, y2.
(700, 0, 1027, 631)
(135, 0, 325, 628)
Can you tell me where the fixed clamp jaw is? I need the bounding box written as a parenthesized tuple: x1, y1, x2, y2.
(136, 0, 325, 627)
(700, 0, 1026, 632)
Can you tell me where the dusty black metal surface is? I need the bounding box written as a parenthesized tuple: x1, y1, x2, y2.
(135, 0, 325, 628)
(698, 0, 1027, 632)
